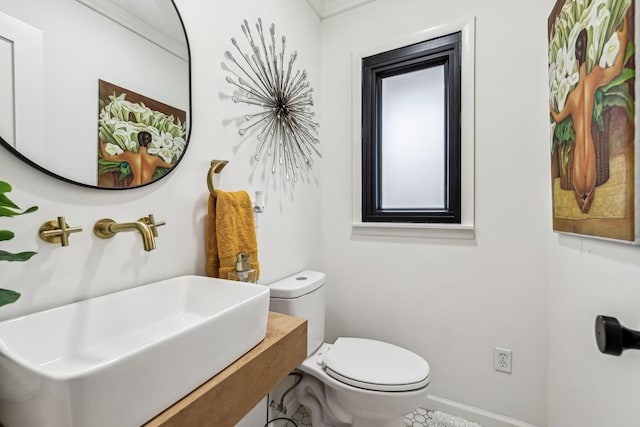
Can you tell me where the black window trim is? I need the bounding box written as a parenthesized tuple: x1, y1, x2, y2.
(361, 31, 462, 224)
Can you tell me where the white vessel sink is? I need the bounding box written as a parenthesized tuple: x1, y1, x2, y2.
(0, 275, 269, 427)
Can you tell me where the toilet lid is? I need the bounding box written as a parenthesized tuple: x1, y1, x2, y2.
(322, 337, 430, 392)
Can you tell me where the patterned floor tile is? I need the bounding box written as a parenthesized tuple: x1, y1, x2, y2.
(274, 405, 484, 427)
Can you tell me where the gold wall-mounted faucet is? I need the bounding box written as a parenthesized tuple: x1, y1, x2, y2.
(39, 216, 83, 246)
(93, 214, 165, 252)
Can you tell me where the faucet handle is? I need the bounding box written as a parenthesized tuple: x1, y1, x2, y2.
(141, 214, 166, 237)
(39, 216, 83, 247)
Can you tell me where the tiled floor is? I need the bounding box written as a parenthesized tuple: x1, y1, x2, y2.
(404, 408, 483, 427)
(290, 405, 312, 427)
(269, 405, 484, 427)
(405, 407, 441, 426)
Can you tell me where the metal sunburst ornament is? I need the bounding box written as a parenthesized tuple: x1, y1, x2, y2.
(224, 19, 320, 182)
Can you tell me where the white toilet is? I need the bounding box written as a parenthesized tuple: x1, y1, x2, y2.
(268, 271, 431, 427)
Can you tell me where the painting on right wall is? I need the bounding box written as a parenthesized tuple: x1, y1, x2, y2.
(549, 0, 636, 242)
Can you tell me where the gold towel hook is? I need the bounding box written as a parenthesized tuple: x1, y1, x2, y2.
(207, 160, 229, 198)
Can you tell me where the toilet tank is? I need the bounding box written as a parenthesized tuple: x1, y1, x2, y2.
(268, 271, 325, 356)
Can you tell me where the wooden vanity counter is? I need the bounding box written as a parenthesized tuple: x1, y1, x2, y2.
(144, 311, 307, 427)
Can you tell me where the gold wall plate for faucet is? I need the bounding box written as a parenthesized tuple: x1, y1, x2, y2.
(93, 219, 117, 239)
(39, 220, 66, 244)
(39, 217, 83, 246)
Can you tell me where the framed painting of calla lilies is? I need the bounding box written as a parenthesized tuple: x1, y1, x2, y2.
(549, 0, 638, 242)
(97, 80, 187, 188)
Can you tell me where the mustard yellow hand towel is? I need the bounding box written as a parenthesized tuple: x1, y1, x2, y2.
(205, 190, 260, 280)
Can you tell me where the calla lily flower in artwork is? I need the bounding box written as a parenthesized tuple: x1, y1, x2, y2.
(600, 33, 621, 68)
(104, 143, 124, 156)
(548, 0, 631, 111)
(98, 93, 186, 163)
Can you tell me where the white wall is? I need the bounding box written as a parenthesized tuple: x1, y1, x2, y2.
(320, 0, 550, 425)
(5, 0, 640, 425)
(548, 237, 640, 427)
(0, 0, 320, 423)
(546, 1, 640, 426)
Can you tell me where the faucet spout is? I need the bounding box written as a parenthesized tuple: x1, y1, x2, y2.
(93, 217, 162, 252)
(109, 221, 156, 251)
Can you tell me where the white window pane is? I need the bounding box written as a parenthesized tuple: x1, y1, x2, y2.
(380, 65, 445, 209)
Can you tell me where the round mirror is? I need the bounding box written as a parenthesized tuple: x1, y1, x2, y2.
(0, 0, 191, 189)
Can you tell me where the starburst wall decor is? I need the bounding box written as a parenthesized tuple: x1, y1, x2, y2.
(224, 19, 320, 183)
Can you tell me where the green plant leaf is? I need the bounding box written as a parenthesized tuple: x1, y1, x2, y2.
(0, 206, 20, 217)
(0, 205, 38, 217)
(119, 162, 131, 177)
(151, 167, 169, 181)
(0, 182, 38, 216)
(98, 160, 122, 173)
(0, 289, 20, 307)
(624, 42, 635, 66)
(603, 84, 635, 119)
(0, 180, 11, 193)
(593, 90, 605, 130)
(0, 230, 14, 241)
(0, 180, 36, 309)
(554, 117, 575, 143)
(553, 121, 563, 140)
(23, 205, 38, 214)
(601, 68, 635, 92)
(0, 250, 37, 262)
(0, 193, 19, 209)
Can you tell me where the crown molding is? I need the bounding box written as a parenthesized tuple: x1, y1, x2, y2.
(75, 0, 188, 60)
(306, 0, 324, 17)
(306, 0, 376, 19)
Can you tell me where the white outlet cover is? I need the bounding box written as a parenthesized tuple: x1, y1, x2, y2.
(494, 347, 512, 374)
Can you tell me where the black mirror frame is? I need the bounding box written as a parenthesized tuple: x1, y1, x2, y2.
(0, 0, 192, 190)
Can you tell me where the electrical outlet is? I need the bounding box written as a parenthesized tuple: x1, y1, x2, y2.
(494, 347, 512, 374)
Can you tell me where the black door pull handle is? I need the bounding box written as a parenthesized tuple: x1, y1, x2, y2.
(595, 315, 640, 356)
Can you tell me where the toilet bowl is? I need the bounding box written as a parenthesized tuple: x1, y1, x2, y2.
(268, 271, 430, 427)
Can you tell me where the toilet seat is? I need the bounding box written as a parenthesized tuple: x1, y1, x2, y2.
(322, 337, 430, 392)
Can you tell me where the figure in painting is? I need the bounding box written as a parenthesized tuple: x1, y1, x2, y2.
(99, 131, 175, 187)
(550, 17, 628, 213)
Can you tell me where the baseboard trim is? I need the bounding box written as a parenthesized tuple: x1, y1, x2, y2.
(425, 394, 541, 427)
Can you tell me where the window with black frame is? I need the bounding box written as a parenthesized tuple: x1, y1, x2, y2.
(361, 32, 462, 224)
